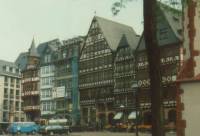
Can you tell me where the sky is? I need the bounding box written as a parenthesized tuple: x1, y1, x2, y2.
(0, 0, 143, 62)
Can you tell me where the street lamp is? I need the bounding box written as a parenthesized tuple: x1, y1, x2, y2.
(119, 104, 125, 124)
(131, 81, 139, 136)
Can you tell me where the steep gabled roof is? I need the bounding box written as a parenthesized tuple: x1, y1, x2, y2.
(159, 3, 182, 41)
(118, 34, 130, 49)
(136, 33, 145, 51)
(137, 3, 182, 51)
(95, 16, 139, 51)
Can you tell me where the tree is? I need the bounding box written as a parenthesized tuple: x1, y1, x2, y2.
(143, 0, 165, 136)
(112, 0, 181, 136)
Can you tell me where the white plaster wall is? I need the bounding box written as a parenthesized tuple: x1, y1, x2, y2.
(0, 76, 4, 122)
(181, 82, 200, 136)
(194, 0, 200, 76)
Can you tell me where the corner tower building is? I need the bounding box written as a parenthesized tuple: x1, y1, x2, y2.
(21, 39, 40, 121)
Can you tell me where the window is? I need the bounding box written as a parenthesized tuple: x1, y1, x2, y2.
(159, 27, 169, 40)
(41, 67, 44, 74)
(44, 54, 51, 63)
(50, 77, 53, 85)
(4, 76, 8, 83)
(45, 66, 49, 74)
(16, 68, 19, 73)
(16, 79, 19, 84)
(15, 102, 20, 111)
(3, 66, 6, 71)
(41, 78, 44, 86)
(4, 88, 8, 98)
(16, 90, 20, 95)
(50, 65, 54, 73)
(9, 67, 13, 73)
(3, 112, 8, 122)
(11, 78, 14, 84)
(9, 100, 13, 107)
(41, 90, 45, 98)
(46, 102, 51, 111)
(62, 52, 67, 58)
(42, 102, 47, 111)
(3, 100, 8, 110)
(10, 89, 14, 99)
(46, 89, 51, 97)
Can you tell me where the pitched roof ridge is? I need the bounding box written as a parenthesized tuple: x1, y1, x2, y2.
(158, 3, 182, 40)
(94, 16, 138, 51)
(38, 38, 60, 46)
(95, 16, 135, 31)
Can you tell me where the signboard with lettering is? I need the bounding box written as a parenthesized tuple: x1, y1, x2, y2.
(53, 86, 65, 98)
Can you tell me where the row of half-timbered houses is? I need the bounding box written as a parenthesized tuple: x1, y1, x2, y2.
(15, 2, 182, 128)
(79, 3, 182, 128)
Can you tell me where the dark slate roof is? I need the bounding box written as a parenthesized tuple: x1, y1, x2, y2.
(15, 52, 28, 71)
(29, 38, 39, 57)
(160, 5, 182, 40)
(95, 16, 139, 51)
(137, 3, 182, 51)
(37, 39, 60, 56)
(15, 39, 61, 70)
(118, 34, 130, 48)
(37, 42, 48, 57)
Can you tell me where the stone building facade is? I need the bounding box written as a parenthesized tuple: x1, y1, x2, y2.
(54, 36, 84, 124)
(0, 60, 24, 129)
(176, 1, 200, 136)
(39, 39, 61, 119)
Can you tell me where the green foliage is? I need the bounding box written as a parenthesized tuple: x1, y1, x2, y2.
(112, 0, 183, 16)
(111, 0, 134, 15)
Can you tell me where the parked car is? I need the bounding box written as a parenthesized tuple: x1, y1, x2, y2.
(7, 122, 39, 134)
(39, 124, 70, 135)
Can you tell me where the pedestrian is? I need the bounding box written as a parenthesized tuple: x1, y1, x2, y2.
(96, 121, 99, 131)
(99, 120, 103, 131)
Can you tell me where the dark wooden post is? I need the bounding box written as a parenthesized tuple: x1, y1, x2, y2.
(143, 0, 165, 136)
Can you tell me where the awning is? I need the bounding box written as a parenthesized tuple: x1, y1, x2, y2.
(128, 111, 136, 119)
(113, 112, 123, 120)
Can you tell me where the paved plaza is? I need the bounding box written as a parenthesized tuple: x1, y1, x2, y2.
(5, 131, 176, 136)
(70, 132, 176, 136)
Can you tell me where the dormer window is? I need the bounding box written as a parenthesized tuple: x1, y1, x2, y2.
(62, 52, 67, 59)
(44, 54, 51, 63)
(9, 67, 13, 73)
(3, 66, 6, 71)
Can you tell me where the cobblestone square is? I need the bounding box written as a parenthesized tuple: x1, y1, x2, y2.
(70, 132, 176, 136)
(6, 131, 176, 136)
